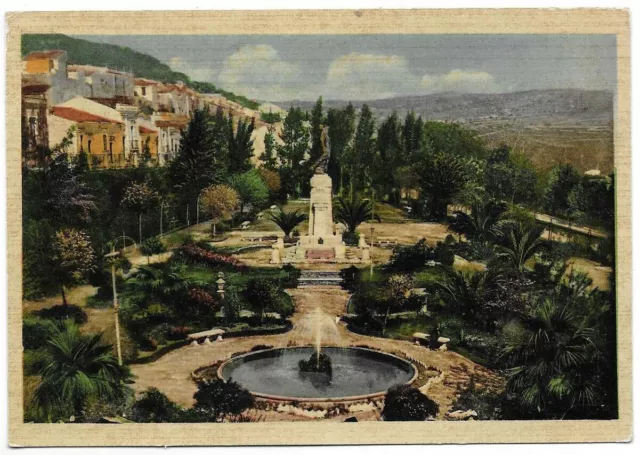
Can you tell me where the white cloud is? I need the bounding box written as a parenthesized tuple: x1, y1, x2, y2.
(217, 45, 304, 101)
(168, 56, 218, 82)
(420, 70, 500, 94)
(323, 52, 419, 100)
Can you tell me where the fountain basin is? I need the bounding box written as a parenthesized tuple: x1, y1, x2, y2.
(217, 347, 417, 402)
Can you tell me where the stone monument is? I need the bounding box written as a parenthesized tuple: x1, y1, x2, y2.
(297, 127, 344, 260)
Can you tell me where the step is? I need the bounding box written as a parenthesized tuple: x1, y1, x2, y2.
(298, 270, 343, 287)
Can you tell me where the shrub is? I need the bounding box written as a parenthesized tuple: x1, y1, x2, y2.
(140, 236, 166, 261)
(281, 264, 300, 288)
(342, 231, 360, 246)
(131, 387, 181, 423)
(381, 385, 439, 421)
(251, 344, 273, 351)
(340, 266, 361, 292)
(33, 304, 88, 324)
(245, 278, 281, 322)
(23, 317, 53, 350)
(389, 239, 432, 271)
(193, 378, 255, 421)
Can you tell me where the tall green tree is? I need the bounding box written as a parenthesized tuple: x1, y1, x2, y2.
(422, 121, 486, 159)
(326, 103, 356, 193)
(402, 111, 423, 162)
(277, 107, 310, 198)
(32, 320, 130, 422)
(52, 228, 97, 306)
(168, 109, 224, 215)
(375, 112, 403, 202)
(260, 124, 278, 169)
(352, 104, 376, 196)
(543, 163, 581, 215)
(121, 182, 157, 243)
(227, 169, 269, 215)
(309, 96, 324, 163)
(418, 152, 468, 218)
(227, 117, 255, 174)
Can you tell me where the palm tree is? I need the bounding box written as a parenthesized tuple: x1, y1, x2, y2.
(269, 209, 306, 238)
(32, 320, 130, 422)
(128, 264, 193, 300)
(502, 297, 601, 418)
(497, 224, 545, 274)
(432, 267, 500, 320)
(334, 196, 377, 233)
(450, 200, 509, 243)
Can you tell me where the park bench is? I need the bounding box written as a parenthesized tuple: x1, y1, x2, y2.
(187, 328, 225, 346)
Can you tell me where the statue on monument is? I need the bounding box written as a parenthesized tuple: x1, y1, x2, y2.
(312, 127, 331, 174)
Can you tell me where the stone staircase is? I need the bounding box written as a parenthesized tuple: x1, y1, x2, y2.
(298, 270, 343, 287)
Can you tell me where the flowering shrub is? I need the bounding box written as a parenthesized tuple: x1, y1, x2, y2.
(188, 288, 219, 311)
(176, 243, 245, 269)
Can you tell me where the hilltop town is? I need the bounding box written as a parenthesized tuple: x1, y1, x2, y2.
(21, 49, 283, 169)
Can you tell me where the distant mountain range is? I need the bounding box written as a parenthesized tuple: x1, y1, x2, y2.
(280, 89, 614, 125)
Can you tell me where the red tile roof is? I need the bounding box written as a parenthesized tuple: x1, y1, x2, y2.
(24, 50, 66, 61)
(51, 107, 123, 124)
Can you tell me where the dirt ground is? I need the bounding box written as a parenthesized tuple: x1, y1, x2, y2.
(565, 257, 612, 291)
(130, 286, 501, 421)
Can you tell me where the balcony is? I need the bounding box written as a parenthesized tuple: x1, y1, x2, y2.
(90, 153, 131, 169)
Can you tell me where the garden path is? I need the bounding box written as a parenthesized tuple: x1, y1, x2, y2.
(129, 286, 501, 420)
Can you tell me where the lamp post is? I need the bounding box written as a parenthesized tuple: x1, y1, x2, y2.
(196, 191, 203, 225)
(369, 226, 375, 277)
(105, 235, 137, 366)
(216, 272, 226, 319)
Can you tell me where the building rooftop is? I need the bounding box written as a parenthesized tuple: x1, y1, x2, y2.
(51, 106, 123, 124)
(24, 50, 66, 61)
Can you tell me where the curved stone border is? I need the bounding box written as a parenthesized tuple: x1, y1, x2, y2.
(214, 346, 418, 403)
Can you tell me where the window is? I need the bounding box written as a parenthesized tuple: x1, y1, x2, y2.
(87, 139, 92, 153)
(103, 134, 107, 151)
(141, 87, 146, 96)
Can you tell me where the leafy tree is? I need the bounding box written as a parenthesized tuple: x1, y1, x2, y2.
(418, 152, 468, 219)
(31, 320, 130, 422)
(381, 385, 439, 421)
(192, 378, 255, 421)
(381, 274, 415, 334)
(497, 225, 545, 275)
(257, 167, 281, 199)
(269, 209, 306, 238)
(52, 229, 97, 306)
(422, 121, 486, 159)
(543, 163, 581, 215)
(200, 184, 240, 236)
(244, 278, 281, 323)
(227, 117, 255, 174)
(568, 174, 615, 229)
(375, 112, 403, 201)
(485, 145, 538, 205)
(334, 196, 373, 233)
(131, 387, 180, 423)
(121, 182, 157, 243)
(402, 111, 423, 161)
(139, 236, 166, 264)
(227, 169, 269, 215)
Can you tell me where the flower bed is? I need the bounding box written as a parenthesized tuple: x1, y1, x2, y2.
(175, 243, 246, 270)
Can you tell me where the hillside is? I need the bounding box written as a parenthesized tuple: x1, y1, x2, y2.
(21, 34, 259, 110)
(282, 89, 613, 125)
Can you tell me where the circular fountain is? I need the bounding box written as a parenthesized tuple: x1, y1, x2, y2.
(218, 346, 417, 402)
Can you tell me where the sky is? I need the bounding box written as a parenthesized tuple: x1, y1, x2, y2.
(76, 34, 617, 102)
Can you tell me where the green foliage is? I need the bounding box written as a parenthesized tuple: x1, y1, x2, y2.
(261, 125, 278, 169)
(543, 163, 581, 215)
(485, 145, 538, 205)
(388, 238, 455, 272)
(140, 236, 166, 260)
(260, 111, 282, 124)
(130, 387, 180, 423)
(449, 200, 509, 243)
(334, 196, 373, 233)
(192, 378, 255, 421)
(227, 169, 269, 214)
(244, 278, 281, 323)
(496, 224, 545, 274)
(418, 152, 468, 219)
(277, 106, 311, 198)
(422, 121, 487, 159)
(228, 117, 255, 174)
(382, 385, 439, 421)
(23, 317, 54, 350)
(33, 304, 88, 325)
(326, 103, 356, 193)
(269, 209, 306, 237)
(30, 320, 131, 422)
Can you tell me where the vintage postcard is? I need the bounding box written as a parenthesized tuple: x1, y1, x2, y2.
(6, 8, 631, 446)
